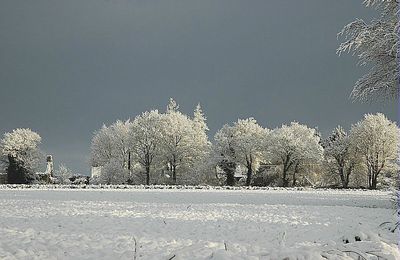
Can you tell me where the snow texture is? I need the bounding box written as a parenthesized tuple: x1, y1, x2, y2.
(0, 187, 398, 259)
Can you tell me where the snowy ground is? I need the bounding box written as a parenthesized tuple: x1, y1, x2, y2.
(0, 188, 398, 259)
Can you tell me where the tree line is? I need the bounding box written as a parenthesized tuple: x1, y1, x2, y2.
(88, 99, 397, 189)
(0, 99, 397, 190)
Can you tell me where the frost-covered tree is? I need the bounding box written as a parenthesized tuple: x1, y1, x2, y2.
(90, 125, 114, 167)
(90, 120, 132, 184)
(337, 0, 398, 101)
(269, 122, 323, 187)
(91, 120, 132, 169)
(350, 113, 398, 189)
(159, 99, 205, 184)
(130, 110, 162, 185)
(90, 99, 210, 185)
(188, 104, 212, 183)
(214, 125, 238, 186)
(55, 163, 73, 184)
(322, 126, 358, 188)
(214, 118, 268, 186)
(193, 104, 208, 132)
(98, 159, 129, 185)
(0, 128, 43, 184)
(108, 120, 132, 169)
(233, 118, 268, 186)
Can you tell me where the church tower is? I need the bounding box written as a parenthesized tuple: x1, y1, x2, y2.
(46, 155, 54, 177)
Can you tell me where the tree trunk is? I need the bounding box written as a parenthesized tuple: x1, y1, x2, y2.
(339, 167, 346, 188)
(292, 163, 299, 187)
(282, 161, 290, 187)
(172, 157, 177, 184)
(282, 171, 289, 187)
(370, 173, 378, 189)
(221, 160, 236, 186)
(342, 172, 348, 188)
(226, 171, 235, 186)
(343, 165, 353, 189)
(282, 165, 288, 187)
(128, 151, 131, 171)
(246, 160, 252, 186)
(145, 165, 150, 185)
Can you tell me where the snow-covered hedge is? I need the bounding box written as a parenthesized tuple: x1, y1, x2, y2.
(0, 183, 388, 192)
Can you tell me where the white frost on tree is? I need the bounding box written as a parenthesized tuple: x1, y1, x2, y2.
(188, 104, 212, 184)
(98, 159, 129, 185)
(130, 110, 162, 185)
(90, 120, 132, 184)
(108, 120, 132, 170)
(55, 163, 73, 184)
(233, 118, 268, 186)
(269, 122, 323, 187)
(1, 128, 42, 170)
(90, 99, 211, 185)
(214, 124, 238, 186)
(213, 118, 268, 186)
(158, 99, 209, 184)
(322, 126, 358, 188)
(350, 113, 398, 189)
(0, 128, 43, 183)
(337, 0, 399, 101)
(90, 125, 114, 168)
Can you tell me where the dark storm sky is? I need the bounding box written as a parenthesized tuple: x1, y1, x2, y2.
(0, 0, 396, 174)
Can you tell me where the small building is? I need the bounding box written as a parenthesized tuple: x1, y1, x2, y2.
(91, 166, 102, 179)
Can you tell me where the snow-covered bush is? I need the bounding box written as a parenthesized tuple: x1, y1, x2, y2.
(55, 164, 73, 184)
(0, 128, 43, 184)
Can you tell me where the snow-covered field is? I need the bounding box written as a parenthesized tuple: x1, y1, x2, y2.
(0, 187, 398, 259)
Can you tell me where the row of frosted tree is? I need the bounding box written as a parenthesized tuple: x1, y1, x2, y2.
(89, 98, 398, 189)
(0, 98, 396, 189)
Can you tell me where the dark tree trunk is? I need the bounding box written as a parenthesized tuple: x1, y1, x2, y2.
(370, 173, 378, 189)
(282, 162, 290, 187)
(246, 160, 253, 186)
(281, 154, 294, 187)
(128, 151, 131, 171)
(339, 167, 346, 188)
(246, 168, 252, 186)
(226, 171, 235, 186)
(145, 165, 150, 185)
(172, 157, 177, 184)
(292, 163, 299, 187)
(345, 173, 350, 188)
(343, 165, 353, 189)
(282, 167, 288, 187)
(220, 160, 236, 186)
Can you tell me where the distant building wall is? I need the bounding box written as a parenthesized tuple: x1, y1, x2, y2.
(91, 166, 102, 179)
